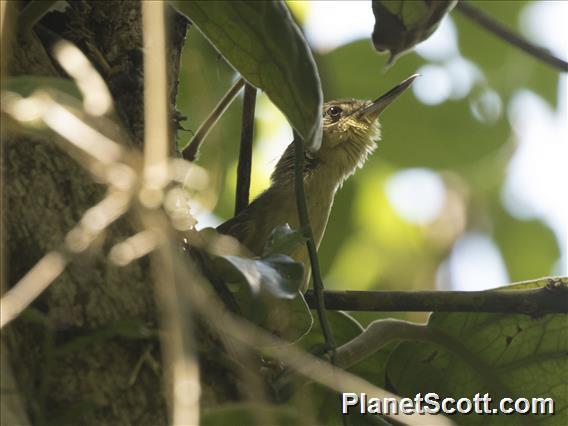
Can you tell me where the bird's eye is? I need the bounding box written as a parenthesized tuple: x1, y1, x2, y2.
(327, 106, 343, 119)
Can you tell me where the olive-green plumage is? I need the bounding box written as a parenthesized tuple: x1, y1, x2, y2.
(218, 75, 417, 292)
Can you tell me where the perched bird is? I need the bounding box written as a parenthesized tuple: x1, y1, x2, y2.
(218, 75, 418, 292)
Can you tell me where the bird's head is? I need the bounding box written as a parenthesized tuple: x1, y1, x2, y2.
(313, 74, 418, 177)
(271, 75, 417, 186)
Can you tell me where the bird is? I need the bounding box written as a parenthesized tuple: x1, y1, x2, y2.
(217, 75, 418, 292)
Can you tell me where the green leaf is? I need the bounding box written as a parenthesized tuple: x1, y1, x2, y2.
(349, 340, 398, 390)
(213, 253, 311, 343)
(291, 312, 395, 426)
(387, 278, 568, 425)
(204, 240, 311, 343)
(215, 254, 303, 299)
(372, 0, 458, 63)
(230, 280, 312, 344)
(296, 310, 363, 353)
(202, 403, 299, 426)
(262, 224, 307, 257)
(259, 291, 313, 344)
(173, 1, 322, 149)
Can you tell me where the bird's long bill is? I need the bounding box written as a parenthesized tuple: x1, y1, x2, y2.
(358, 74, 419, 119)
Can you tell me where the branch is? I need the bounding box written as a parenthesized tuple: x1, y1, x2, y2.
(456, 1, 568, 72)
(182, 77, 245, 162)
(304, 277, 568, 315)
(234, 83, 256, 215)
(292, 132, 335, 351)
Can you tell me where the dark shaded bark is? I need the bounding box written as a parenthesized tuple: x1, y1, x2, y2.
(2, 2, 190, 424)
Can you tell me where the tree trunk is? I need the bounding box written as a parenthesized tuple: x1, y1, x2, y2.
(2, 2, 191, 424)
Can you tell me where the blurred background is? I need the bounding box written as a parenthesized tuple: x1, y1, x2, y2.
(177, 1, 567, 322)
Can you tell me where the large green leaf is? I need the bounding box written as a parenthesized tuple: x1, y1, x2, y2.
(199, 225, 312, 343)
(173, 1, 322, 149)
(372, 0, 458, 63)
(214, 253, 313, 342)
(231, 286, 312, 344)
(387, 278, 568, 425)
(215, 254, 303, 299)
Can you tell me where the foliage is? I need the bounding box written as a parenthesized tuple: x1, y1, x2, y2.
(176, 0, 565, 424)
(3, 1, 565, 425)
(388, 279, 568, 425)
(372, 0, 458, 63)
(173, 0, 323, 149)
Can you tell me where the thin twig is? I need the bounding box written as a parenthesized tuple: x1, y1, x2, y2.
(304, 277, 568, 315)
(142, 0, 169, 191)
(292, 131, 335, 351)
(291, 133, 347, 426)
(234, 83, 257, 215)
(142, 212, 201, 426)
(142, 3, 201, 423)
(0, 252, 67, 328)
(291, 131, 347, 426)
(182, 78, 246, 162)
(456, 1, 568, 72)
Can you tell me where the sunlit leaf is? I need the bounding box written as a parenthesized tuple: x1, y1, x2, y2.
(173, 0, 323, 149)
(387, 278, 568, 425)
(372, 0, 458, 63)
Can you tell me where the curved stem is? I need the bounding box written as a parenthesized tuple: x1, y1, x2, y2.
(292, 132, 336, 351)
(182, 77, 245, 162)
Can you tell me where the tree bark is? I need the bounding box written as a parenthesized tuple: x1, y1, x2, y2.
(3, 2, 189, 424)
